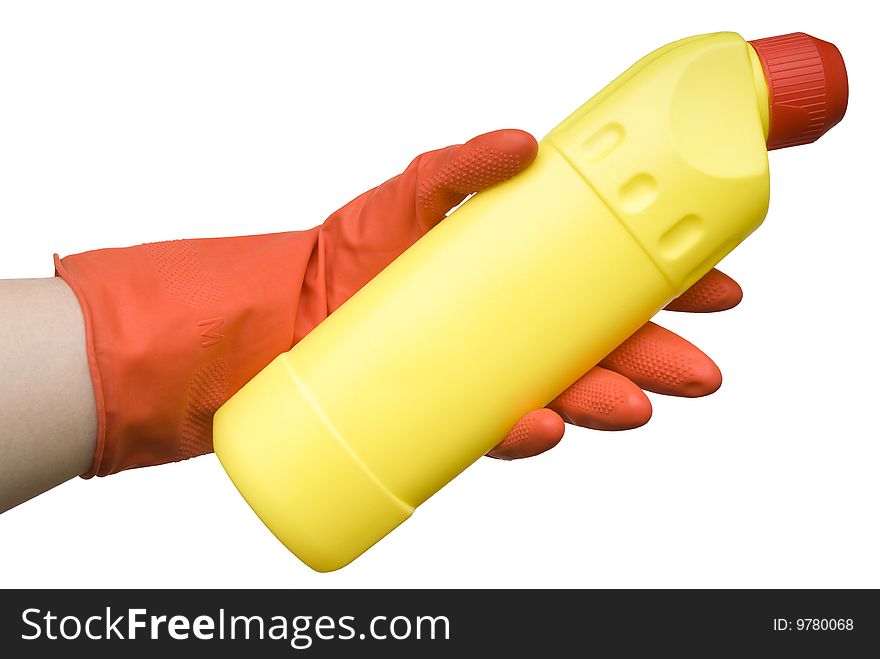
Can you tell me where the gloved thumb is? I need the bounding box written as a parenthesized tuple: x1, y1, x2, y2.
(415, 129, 538, 228)
(312, 129, 538, 314)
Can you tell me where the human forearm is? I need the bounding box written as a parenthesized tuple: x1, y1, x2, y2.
(0, 277, 95, 512)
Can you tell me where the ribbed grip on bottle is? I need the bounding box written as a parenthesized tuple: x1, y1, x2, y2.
(749, 33, 848, 150)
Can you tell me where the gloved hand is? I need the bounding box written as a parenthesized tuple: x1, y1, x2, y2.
(56, 129, 741, 476)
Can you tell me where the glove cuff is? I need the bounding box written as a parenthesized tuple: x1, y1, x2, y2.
(56, 232, 320, 476)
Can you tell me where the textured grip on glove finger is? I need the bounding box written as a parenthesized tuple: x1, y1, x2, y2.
(488, 408, 564, 460)
(665, 268, 742, 312)
(416, 130, 538, 227)
(600, 322, 721, 397)
(549, 366, 652, 431)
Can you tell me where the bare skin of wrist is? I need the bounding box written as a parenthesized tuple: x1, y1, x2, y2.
(0, 278, 96, 512)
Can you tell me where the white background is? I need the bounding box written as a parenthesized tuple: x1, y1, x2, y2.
(0, 0, 876, 588)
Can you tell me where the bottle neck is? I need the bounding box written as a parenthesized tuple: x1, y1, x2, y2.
(747, 44, 771, 144)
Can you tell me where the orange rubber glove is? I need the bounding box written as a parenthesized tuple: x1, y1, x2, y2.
(56, 130, 741, 476)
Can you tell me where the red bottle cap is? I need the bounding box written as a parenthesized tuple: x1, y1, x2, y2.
(749, 33, 848, 150)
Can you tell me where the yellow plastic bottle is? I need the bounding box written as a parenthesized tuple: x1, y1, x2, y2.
(214, 32, 848, 571)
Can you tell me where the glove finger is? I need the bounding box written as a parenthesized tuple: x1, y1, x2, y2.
(487, 408, 564, 460)
(665, 268, 742, 312)
(600, 321, 722, 397)
(548, 366, 652, 431)
(416, 129, 538, 228)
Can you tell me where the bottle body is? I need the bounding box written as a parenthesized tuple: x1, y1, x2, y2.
(215, 32, 771, 571)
